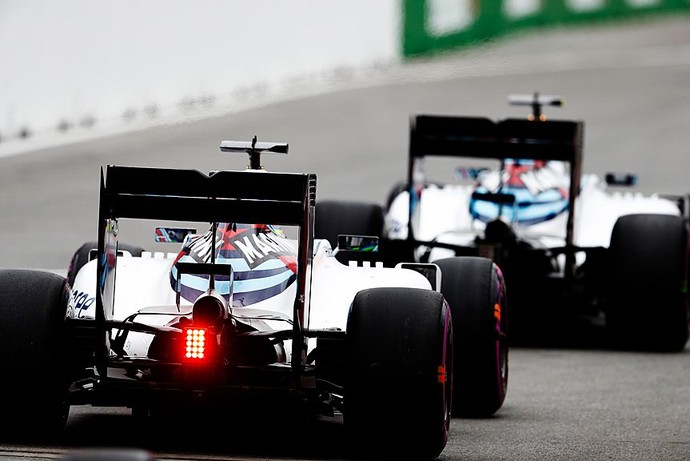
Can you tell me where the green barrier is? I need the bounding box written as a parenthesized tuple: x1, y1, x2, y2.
(403, 0, 690, 58)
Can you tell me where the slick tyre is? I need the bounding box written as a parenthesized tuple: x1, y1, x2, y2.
(314, 201, 384, 251)
(607, 214, 689, 352)
(345, 287, 453, 460)
(0, 269, 71, 440)
(67, 241, 145, 286)
(435, 256, 509, 417)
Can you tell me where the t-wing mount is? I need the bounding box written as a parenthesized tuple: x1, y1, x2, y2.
(509, 92, 565, 121)
(220, 136, 289, 170)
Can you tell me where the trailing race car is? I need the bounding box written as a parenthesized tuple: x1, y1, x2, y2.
(0, 138, 508, 459)
(324, 94, 688, 352)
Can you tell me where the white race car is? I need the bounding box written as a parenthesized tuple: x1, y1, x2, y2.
(0, 139, 507, 459)
(379, 94, 689, 351)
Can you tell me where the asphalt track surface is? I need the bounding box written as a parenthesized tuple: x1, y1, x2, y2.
(0, 14, 689, 461)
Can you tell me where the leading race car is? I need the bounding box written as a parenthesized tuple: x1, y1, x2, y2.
(338, 94, 688, 352)
(0, 138, 507, 459)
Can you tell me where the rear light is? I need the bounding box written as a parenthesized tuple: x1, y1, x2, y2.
(183, 327, 209, 361)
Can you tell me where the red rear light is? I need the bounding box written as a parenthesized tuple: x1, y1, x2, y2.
(183, 327, 209, 361)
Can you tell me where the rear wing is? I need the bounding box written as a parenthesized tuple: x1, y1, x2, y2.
(96, 165, 316, 376)
(99, 165, 314, 225)
(406, 114, 584, 271)
(409, 115, 583, 162)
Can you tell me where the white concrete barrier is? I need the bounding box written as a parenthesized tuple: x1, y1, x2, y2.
(4, 0, 685, 156)
(0, 0, 400, 150)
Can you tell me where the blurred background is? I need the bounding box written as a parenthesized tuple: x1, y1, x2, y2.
(2, 0, 688, 152)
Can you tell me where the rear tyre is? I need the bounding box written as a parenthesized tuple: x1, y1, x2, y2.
(0, 269, 71, 441)
(384, 180, 408, 211)
(435, 256, 508, 417)
(345, 287, 452, 460)
(314, 201, 384, 251)
(607, 214, 689, 352)
(67, 241, 145, 286)
(384, 180, 445, 211)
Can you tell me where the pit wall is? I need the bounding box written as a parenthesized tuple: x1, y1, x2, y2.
(404, 0, 690, 57)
